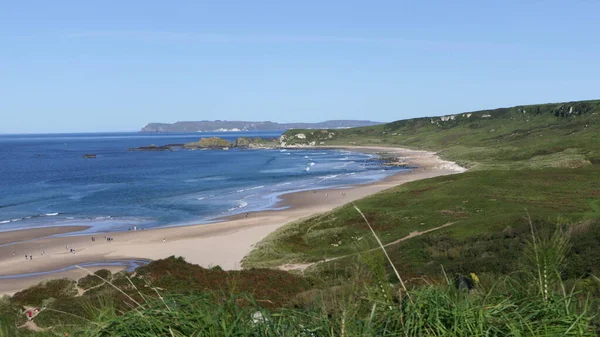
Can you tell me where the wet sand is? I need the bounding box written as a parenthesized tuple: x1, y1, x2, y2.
(0, 226, 89, 246)
(0, 146, 465, 295)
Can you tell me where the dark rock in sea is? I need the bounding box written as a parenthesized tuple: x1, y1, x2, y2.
(127, 145, 174, 152)
(369, 155, 412, 168)
(82, 154, 97, 158)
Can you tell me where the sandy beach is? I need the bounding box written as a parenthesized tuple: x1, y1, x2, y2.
(0, 146, 465, 295)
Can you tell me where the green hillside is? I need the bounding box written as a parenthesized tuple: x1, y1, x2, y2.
(281, 100, 600, 169)
(250, 100, 600, 276)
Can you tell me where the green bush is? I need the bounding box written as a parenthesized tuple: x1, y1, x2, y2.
(11, 279, 77, 307)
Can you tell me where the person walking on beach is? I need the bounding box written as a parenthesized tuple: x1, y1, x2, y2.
(30, 255, 33, 260)
(25, 255, 28, 260)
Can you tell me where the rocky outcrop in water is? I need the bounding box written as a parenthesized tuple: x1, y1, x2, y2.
(127, 137, 279, 152)
(183, 137, 232, 149)
(127, 144, 182, 151)
(233, 137, 279, 148)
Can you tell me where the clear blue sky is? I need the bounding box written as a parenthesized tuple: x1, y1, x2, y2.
(1, 1, 599, 133)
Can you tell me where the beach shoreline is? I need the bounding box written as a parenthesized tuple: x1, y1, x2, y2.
(0, 146, 465, 295)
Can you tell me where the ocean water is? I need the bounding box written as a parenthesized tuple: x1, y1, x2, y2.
(0, 132, 406, 233)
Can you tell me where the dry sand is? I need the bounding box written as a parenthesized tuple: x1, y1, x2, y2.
(0, 146, 465, 295)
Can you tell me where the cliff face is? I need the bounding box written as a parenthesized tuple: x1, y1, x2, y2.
(140, 120, 381, 132)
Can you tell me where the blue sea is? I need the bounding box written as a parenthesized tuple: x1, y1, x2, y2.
(0, 132, 405, 233)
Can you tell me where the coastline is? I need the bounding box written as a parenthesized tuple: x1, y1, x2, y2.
(0, 146, 465, 295)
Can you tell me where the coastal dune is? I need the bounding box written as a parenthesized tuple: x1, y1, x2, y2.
(0, 147, 465, 295)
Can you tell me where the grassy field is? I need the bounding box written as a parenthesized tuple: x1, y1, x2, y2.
(244, 168, 600, 278)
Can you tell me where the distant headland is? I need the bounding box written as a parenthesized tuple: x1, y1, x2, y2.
(140, 120, 381, 133)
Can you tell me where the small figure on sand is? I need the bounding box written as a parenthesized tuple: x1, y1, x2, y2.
(163, 238, 166, 243)
(245, 213, 249, 218)
(29, 255, 33, 260)
(25, 255, 28, 260)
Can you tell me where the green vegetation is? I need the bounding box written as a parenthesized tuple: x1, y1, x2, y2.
(244, 168, 600, 276)
(11, 279, 78, 308)
(2, 227, 598, 336)
(282, 100, 600, 169)
(2, 99, 600, 335)
(183, 137, 232, 149)
(233, 137, 279, 148)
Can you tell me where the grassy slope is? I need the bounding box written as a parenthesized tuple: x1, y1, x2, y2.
(245, 100, 600, 281)
(282, 100, 600, 169)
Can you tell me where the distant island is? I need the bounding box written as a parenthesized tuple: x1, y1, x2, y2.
(140, 120, 381, 133)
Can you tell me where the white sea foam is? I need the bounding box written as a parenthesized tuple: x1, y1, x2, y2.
(196, 197, 206, 201)
(45, 213, 59, 216)
(334, 161, 354, 169)
(237, 186, 264, 193)
(228, 200, 249, 211)
(309, 162, 315, 166)
(0, 220, 10, 224)
(304, 167, 310, 171)
(276, 182, 292, 186)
